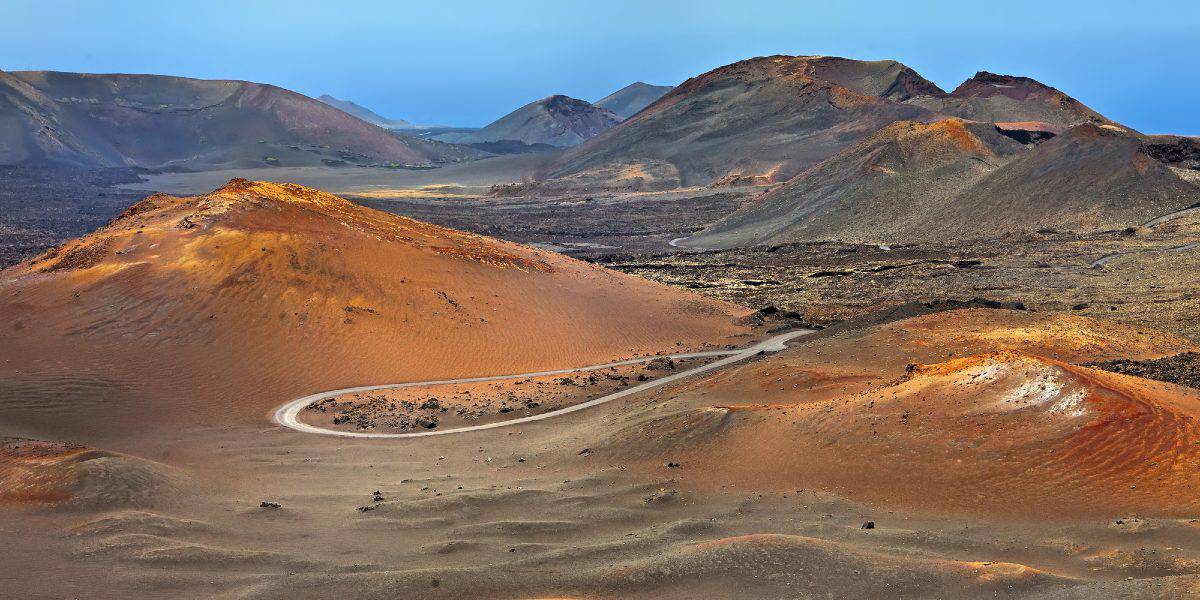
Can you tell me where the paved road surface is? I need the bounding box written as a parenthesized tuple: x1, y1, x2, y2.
(273, 330, 812, 438)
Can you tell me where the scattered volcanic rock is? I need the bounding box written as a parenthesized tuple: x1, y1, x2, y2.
(0, 70, 454, 169)
(993, 121, 1062, 144)
(1088, 352, 1200, 390)
(463, 139, 558, 155)
(594, 82, 673, 119)
(435, 95, 621, 148)
(1142, 135, 1200, 171)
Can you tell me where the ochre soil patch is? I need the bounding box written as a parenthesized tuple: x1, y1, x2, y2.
(612, 308, 1200, 517)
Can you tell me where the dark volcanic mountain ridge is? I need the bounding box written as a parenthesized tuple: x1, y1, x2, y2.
(434, 95, 620, 148)
(595, 82, 673, 119)
(0, 71, 456, 169)
(540, 56, 1137, 193)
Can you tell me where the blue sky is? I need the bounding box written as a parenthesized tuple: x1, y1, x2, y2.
(1, 1, 1197, 133)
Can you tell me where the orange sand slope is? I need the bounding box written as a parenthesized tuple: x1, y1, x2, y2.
(0, 437, 183, 508)
(610, 309, 1200, 517)
(0, 438, 86, 504)
(0, 180, 751, 432)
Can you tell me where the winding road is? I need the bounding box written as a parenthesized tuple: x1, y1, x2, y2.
(1143, 205, 1200, 228)
(273, 329, 812, 438)
(1090, 204, 1200, 268)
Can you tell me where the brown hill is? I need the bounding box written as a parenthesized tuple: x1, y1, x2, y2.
(594, 82, 673, 119)
(434, 95, 620, 148)
(0, 70, 98, 166)
(529, 57, 1132, 195)
(0, 71, 457, 169)
(0, 180, 751, 437)
(686, 121, 1200, 247)
(684, 119, 1025, 246)
(544, 56, 938, 189)
(944, 123, 1200, 235)
(911, 71, 1120, 130)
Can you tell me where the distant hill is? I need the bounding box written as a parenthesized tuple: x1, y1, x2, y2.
(0, 70, 463, 169)
(685, 121, 1199, 247)
(434, 95, 621, 148)
(910, 71, 1120, 130)
(463, 139, 559, 154)
(505, 54, 1195, 243)
(537, 56, 1134, 193)
(317, 94, 416, 129)
(386, 129, 493, 163)
(545, 56, 940, 190)
(595, 82, 672, 119)
(685, 119, 1024, 246)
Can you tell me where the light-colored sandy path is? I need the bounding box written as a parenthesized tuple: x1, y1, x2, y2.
(273, 330, 812, 438)
(1088, 205, 1200, 268)
(1084, 206, 1200, 270)
(1143, 205, 1200, 228)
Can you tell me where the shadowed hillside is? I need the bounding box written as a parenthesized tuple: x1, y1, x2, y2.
(687, 121, 1199, 246)
(595, 82, 673, 119)
(0, 179, 751, 435)
(435, 95, 620, 148)
(0, 71, 463, 169)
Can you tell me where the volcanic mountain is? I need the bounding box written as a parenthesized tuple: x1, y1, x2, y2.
(434, 95, 622, 148)
(0, 71, 455, 169)
(684, 119, 1024, 246)
(595, 82, 673, 119)
(533, 55, 1134, 193)
(685, 121, 1200, 247)
(317, 94, 416, 129)
(912, 71, 1119, 131)
(545, 56, 941, 189)
(940, 123, 1199, 235)
(0, 180, 751, 436)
